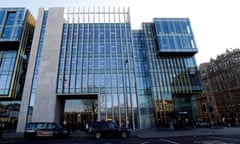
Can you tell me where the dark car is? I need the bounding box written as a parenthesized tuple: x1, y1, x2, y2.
(88, 121, 130, 139)
(24, 122, 69, 139)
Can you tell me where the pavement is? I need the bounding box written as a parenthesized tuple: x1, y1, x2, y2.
(1, 127, 240, 139)
(131, 127, 240, 138)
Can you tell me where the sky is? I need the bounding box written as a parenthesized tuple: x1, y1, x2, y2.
(1, 0, 240, 66)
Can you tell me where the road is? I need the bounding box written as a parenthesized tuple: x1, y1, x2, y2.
(0, 135, 240, 144)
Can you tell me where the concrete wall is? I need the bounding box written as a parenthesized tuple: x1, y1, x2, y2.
(17, 8, 65, 132)
(32, 8, 64, 124)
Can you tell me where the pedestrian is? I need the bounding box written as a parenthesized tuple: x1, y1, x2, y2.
(227, 121, 231, 128)
(0, 121, 4, 139)
(85, 123, 89, 135)
(169, 120, 174, 132)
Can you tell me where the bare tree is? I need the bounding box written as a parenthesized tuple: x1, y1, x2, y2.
(82, 99, 97, 114)
(82, 99, 98, 121)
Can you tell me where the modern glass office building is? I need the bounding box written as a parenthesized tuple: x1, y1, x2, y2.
(0, 7, 35, 128)
(17, 7, 202, 132)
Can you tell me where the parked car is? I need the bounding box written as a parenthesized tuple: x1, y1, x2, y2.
(88, 121, 130, 139)
(24, 122, 69, 139)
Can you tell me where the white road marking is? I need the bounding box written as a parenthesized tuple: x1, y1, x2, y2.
(140, 141, 149, 144)
(210, 137, 240, 142)
(159, 139, 180, 144)
(194, 140, 233, 144)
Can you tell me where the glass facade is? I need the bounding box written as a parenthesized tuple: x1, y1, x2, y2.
(0, 51, 17, 95)
(0, 8, 27, 42)
(141, 20, 202, 127)
(57, 19, 139, 128)
(154, 18, 198, 55)
(53, 9, 201, 129)
(0, 7, 35, 130)
(0, 8, 35, 98)
(132, 30, 155, 128)
(21, 8, 201, 130)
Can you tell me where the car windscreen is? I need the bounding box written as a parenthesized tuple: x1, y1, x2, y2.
(26, 123, 47, 129)
(26, 123, 38, 129)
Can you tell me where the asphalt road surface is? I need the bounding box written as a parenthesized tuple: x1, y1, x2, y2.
(0, 135, 240, 144)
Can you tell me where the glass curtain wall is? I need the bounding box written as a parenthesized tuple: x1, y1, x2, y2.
(0, 51, 17, 95)
(132, 30, 155, 128)
(0, 8, 26, 41)
(142, 19, 202, 128)
(57, 7, 138, 129)
(0, 8, 35, 130)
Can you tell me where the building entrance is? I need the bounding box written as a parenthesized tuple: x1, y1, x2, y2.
(63, 99, 97, 131)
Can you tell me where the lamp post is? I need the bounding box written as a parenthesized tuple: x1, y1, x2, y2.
(203, 102, 212, 127)
(124, 59, 136, 130)
(8, 105, 12, 124)
(124, 59, 128, 128)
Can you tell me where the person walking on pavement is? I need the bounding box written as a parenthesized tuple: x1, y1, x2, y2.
(169, 120, 174, 132)
(85, 123, 89, 135)
(0, 121, 4, 139)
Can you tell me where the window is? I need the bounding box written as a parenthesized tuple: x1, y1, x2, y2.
(1, 12, 16, 38)
(5, 12, 16, 25)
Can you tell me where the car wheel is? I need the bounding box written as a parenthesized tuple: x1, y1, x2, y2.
(95, 132, 101, 139)
(121, 132, 127, 138)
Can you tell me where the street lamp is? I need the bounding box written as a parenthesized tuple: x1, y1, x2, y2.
(124, 59, 136, 130)
(124, 59, 128, 128)
(203, 102, 213, 127)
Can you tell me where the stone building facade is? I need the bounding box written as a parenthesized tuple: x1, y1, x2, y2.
(199, 48, 240, 126)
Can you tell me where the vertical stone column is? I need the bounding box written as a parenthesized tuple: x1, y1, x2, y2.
(32, 8, 64, 124)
